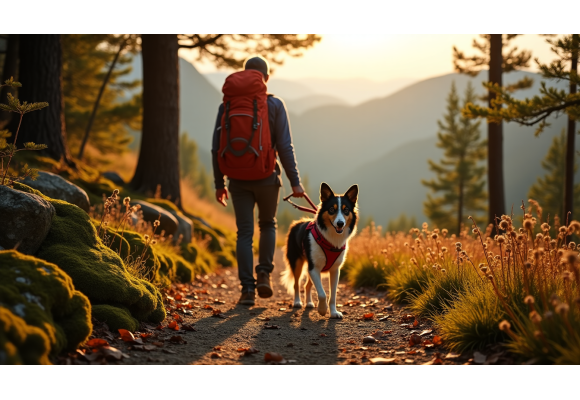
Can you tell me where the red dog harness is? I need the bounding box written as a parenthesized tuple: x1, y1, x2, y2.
(305, 221, 346, 272)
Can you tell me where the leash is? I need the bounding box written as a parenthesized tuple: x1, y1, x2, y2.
(283, 192, 318, 214)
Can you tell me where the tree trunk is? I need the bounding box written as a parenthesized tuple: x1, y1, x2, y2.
(8, 34, 73, 165)
(487, 34, 505, 225)
(130, 34, 181, 206)
(0, 34, 19, 129)
(564, 34, 578, 223)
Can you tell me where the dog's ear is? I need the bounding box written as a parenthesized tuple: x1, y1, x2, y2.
(320, 182, 335, 203)
(345, 184, 358, 204)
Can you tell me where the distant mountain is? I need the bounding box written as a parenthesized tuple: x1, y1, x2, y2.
(299, 77, 417, 105)
(284, 94, 347, 115)
(338, 122, 576, 227)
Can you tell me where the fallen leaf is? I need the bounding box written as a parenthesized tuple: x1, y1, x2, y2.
(413, 320, 419, 327)
(182, 324, 196, 331)
(319, 333, 327, 337)
(264, 352, 284, 363)
(378, 316, 391, 321)
(407, 350, 417, 355)
(210, 352, 222, 358)
(401, 314, 415, 322)
(279, 308, 287, 311)
(140, 333, 153, 339)
(363, 313, 374, 320)
(155, 325, 165, 330)
(100, 346, 124, 361)
(174, 294, 183, 301)
(167, 320, 179, 331)
(363, 336, 377, 344)
(419, 329, 433, 336)
(213, 346, 222, 351)
(432, 335, 443, 346)
(172, 313, 183, 322)
(152, 342, 164, 347)
(86, 338, 108, 348)
(370, 357, 397, 365)
(203, 304, 213, 310)
(257, 317, 271, 321)
(118, 329, 135, 342)
(445, 352, 461, 359)
(169, 335, 185, 344)
(473, 351, 487, 364)
(409, 334, 422, 347)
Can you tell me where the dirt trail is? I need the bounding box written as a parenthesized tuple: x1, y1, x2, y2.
(75, 250, 472, 365)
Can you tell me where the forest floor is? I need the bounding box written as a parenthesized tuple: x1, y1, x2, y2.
(62, 250, 513, 365)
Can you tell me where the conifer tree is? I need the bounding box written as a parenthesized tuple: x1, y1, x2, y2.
(61, 34, 141, 162)
(453, 34, 532, 224)
(422, 81, 487, 234)
(132, 34, 321, 207)
(464, 34, 579, 219)
(529, 130, 580, 222)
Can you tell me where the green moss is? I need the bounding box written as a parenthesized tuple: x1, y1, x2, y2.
(0, 307, 51, 365)
(191, 219, 223, 252)
(14, 182, 166, 328)
(91, 304, 139, 332)
(215, 251, 236, 268)
(0, 250, 92, 356)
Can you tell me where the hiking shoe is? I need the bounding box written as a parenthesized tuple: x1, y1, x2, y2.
(256, 271, 273, 298)
(238, 290, 255, 306)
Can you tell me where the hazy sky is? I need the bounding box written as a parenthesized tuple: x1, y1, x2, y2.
(179, 34, 556, 82)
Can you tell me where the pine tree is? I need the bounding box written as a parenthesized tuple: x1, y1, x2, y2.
(529, 130, 580, 223)
(454, 34, 532, 224)
(132, 34, 321, 207)
(61, 34, 141, 162)
(465, 34, 579, 219)
(422, 81, 487, 234)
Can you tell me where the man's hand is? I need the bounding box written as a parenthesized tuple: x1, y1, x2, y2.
(292, 184, 305, 198)
(216, 188, 229, 207)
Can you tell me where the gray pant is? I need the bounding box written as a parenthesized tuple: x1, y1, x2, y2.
(229, 180, 280, 291)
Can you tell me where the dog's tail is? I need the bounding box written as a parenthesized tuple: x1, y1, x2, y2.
(280, 245, 295, 295)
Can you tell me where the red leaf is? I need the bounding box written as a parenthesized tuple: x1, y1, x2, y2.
(203, 304, 213, 310)
(413, 320, 419, 328)
(432, 336, 443, 346)
(409, 334, 423, 347)
(264, 352, 284, 362)
(140, 333, 153, 339)
(319, 333, 327, 337)
(155, 325, 165, 330)
(86, 338, 109, 348)
(174, 294, 183, 301)
(118, 329, 135, 342)
(167, 320, 179, 330)
(363, 313, 375, 320)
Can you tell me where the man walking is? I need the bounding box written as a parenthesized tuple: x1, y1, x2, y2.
(212, 56, 304, 305)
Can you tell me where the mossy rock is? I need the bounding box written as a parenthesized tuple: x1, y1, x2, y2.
(91, 304, 139, 332)
(14, 183, 166, 328)
(191, 220, 223, 252)
(215, 251, 236, 268)
(0, 250, 92, 357)
(0, 307, 51, 365)
(146, 198, 180, 213)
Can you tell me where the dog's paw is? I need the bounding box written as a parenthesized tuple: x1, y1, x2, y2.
(293, 301, 303, 308)
(330, 310, 343, 319)
(318, 300, 328, 316)
(305, 302, 315, 308)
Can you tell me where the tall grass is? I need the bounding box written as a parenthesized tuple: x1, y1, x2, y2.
(346, 206, 580, 363)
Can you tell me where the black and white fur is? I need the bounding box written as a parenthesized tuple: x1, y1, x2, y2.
(280, 183, 358, 319)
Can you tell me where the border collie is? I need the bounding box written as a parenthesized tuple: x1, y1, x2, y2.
(280, 183, 358, 319)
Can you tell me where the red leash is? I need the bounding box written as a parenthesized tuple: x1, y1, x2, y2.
(283, 192, 318, 214)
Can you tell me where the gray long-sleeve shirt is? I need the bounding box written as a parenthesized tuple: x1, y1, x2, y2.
(211, 95, 301, 189)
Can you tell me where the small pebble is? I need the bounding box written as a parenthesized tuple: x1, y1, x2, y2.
(363, 336, 376, 343)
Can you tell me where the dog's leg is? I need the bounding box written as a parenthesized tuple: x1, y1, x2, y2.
(305, 275, 314, 308)
(328, 268, 343, 319)
(308, 269, 327, 316)
(292, 258, 304, 308)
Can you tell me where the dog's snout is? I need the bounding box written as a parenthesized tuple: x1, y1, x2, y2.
(337, 221, 345, 228)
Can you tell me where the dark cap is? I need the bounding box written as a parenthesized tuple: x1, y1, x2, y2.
(243, 56, 270, 77)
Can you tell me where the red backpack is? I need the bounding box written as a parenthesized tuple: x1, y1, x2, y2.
(217, 69, 276, 181)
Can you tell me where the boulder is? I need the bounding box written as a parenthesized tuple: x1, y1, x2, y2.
(24, 171, 90, 212)
(102, 171, 125, 186)
(130, 200, 179, 237)
(0, 185, 55, 255)
(168, 211, 193, 244)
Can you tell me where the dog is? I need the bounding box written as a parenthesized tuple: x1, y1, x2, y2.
(280, 182, 358, 319)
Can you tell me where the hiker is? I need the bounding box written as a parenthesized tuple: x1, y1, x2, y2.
(211, 55, 305, 306)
